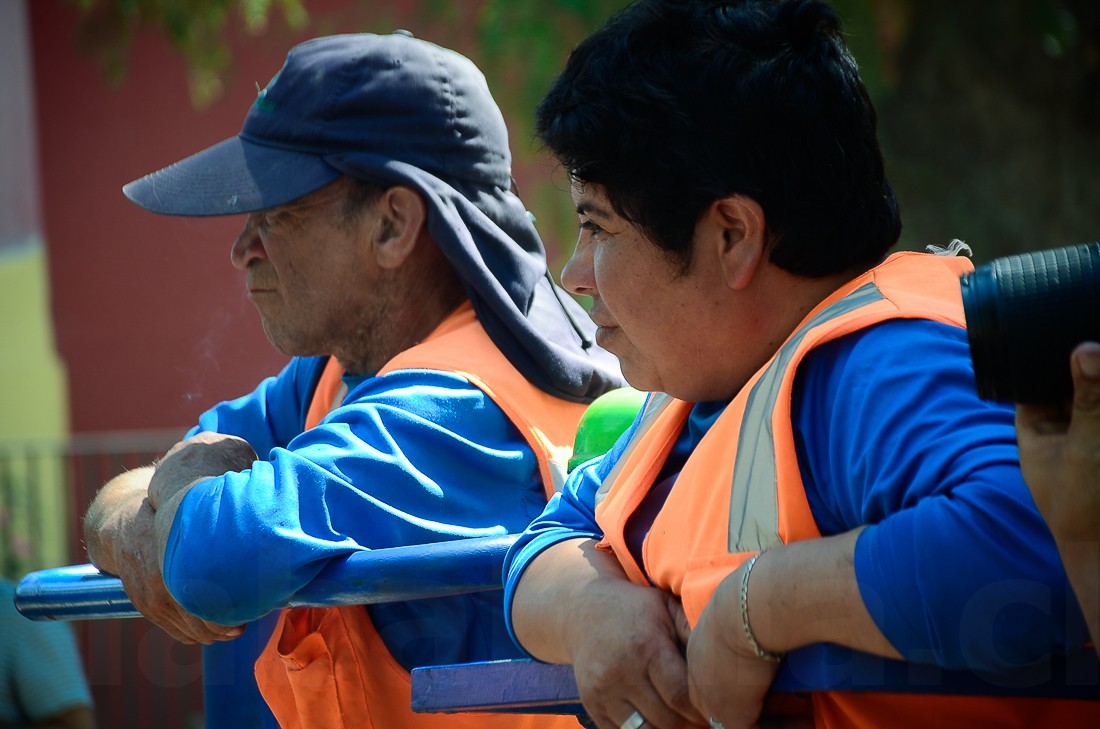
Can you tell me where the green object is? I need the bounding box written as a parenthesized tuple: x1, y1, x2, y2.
(568, 387, 647, 471)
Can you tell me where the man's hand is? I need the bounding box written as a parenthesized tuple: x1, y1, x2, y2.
(114, 496, 244, 644)
(1016, 341, 1100, 652)
(83, 432, 257, 644)
(148, 432, 257, 510)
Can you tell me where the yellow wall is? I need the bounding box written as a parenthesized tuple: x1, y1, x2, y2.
(0, 239, 70, 575)
(0, 239, 68, 439)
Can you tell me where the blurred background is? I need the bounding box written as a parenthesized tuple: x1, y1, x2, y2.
(1, 1, 1098, 726)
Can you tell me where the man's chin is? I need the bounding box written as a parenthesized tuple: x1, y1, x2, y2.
(259, 323, 304, 358)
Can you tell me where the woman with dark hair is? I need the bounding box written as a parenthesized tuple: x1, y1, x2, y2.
(503, 2, 1095, 727)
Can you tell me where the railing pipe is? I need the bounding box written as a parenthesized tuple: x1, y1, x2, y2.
(15, 533, 520, 621)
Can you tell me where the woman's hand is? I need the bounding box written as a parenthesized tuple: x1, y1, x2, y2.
(510, 538, 705, 729)
(569, 580, 704, 729)
(687, 534, 890, 728)
(687, 557, 792, 729)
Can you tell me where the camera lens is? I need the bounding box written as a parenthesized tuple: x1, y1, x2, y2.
(960, 241, 1100, 403)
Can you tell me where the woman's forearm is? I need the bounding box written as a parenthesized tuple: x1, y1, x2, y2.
(510, 537, 637, 663)
(512, 537, 704, 727)
(731, 529, 902, 659)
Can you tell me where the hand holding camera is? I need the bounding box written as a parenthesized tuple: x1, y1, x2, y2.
(964, 242, 1100, 653)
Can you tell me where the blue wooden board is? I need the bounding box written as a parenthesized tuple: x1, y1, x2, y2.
(411, 647, 1100, 715)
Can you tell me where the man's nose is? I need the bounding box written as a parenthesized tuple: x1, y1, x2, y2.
(230, 215, 265, 270)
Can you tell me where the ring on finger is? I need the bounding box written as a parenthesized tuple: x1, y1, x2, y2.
(619, 710, 646, 729)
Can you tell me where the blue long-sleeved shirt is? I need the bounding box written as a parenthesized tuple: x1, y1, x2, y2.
(163, 355, 548, 667)
(503, 319, 1090, 672)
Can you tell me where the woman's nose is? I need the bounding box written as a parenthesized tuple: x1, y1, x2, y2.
(561, 240, 595, 297)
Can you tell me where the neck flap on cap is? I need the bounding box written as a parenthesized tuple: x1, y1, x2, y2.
(124, 31, 624, 402)
(303, 33, 623, 403)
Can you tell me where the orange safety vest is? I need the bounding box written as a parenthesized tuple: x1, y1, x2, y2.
(593, 252, 1098, 728)
(255, 302, 585, 729)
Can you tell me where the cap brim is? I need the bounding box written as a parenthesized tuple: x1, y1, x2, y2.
(122, 136, 342, 217)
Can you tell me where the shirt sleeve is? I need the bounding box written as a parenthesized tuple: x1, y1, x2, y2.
(163, 366, 547, 625)
(793, 318, 1091, 671)
(502, 407, 644, 651)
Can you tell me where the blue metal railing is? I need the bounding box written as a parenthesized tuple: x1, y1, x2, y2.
(18, 534, 1100, 714)
(15, 534, 519, 620)
(10, 418, 1100, 717)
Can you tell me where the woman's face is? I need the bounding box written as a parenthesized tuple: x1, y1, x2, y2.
(562, 182, 744, 401)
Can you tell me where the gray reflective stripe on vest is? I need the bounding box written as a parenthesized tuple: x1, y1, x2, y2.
(728, 282, 884, 553)
(594, 393, 673, 507)
(549, 455, 569, 493)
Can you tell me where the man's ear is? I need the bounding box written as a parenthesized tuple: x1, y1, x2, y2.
(373, 186, 427, 269)
(709, 195, 767, 291)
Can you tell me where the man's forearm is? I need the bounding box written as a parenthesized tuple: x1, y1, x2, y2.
(82, 436, 251, 643)
(147, 433, 256, 509)
(83, 466, 155, 573)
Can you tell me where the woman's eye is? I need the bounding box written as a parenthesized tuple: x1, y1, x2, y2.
(579, 220, 605, 239)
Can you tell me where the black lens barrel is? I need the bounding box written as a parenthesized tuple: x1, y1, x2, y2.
(961, 241, 1100, 403)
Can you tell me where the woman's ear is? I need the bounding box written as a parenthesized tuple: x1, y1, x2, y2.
(710, 195, 767, 291)
(373, 186, 427, 269)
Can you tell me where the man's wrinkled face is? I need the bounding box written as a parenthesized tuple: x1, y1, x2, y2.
(230, 179, 388, 360)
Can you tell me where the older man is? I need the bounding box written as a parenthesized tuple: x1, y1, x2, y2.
(84, 32, 620, 729)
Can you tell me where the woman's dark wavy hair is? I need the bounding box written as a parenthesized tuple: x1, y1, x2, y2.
(536, 0, 901, 276)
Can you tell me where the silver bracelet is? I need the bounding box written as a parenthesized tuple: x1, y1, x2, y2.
(739, 552, 783, 663)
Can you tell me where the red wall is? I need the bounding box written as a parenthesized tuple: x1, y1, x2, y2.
(32, 1, 293, 433)
(30, 0, 543, 434)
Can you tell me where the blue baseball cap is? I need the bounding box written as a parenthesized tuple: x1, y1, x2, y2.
(123, 31, 512, 215)
(123, 32, 623, 403)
